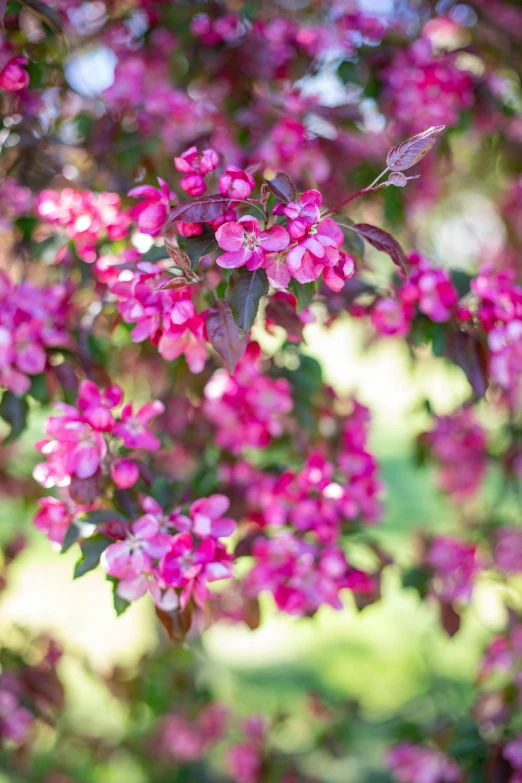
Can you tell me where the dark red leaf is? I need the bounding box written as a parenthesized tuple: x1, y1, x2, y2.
(0, 0, 7, 27)
(206, 300, 247, 373)
(349, 223, 408, 276)
(159, 277, 189, 290)
(446, 329, 489, 397)
(439, 600, 461, 637)
(156, 604, 192, 643)
(19, 0, 64, 35)
(225, 267, 269, 335)
(264, 296, 303, 341)
(164, 194, 230, 228)
(386, 125, 445, 172)
(265, 173, 297, 204)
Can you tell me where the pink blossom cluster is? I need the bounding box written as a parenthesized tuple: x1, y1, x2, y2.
(203, 343, 293, 452)
(370, 253, 458, 337)
(215, 188, 355, 292)
(35, 188, 131, 263)
(157, 703, 229, 762)
(494, 527, 522, 574)
(101, 493, 235, 610)
(469, 267, 522, 406)
(128, 179, 173, 236)
(478, 623, 522, 682)
(384, 37, 474, 133)
(0, 673, 34, 747)
(226, 715, 266, 783)
(33, 380, 163, 500)
(0, 178, 32, 230)
(386, 743, 463, 783)
(245, 532, 374, 616)
(475, 624, 522, 766)
(109, 263, 206, 373)
(190, 13, 245, 46)
(156, 702, 267, 783)
(102, 53, 214, 155)
(0, 271, 71, 397)
(428, 536, 482, 605)
(257, 118, 332, 186)
(424, 408, 488, 501)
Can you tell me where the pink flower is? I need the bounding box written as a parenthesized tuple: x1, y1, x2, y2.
(0, 57, 29, 91)
(227, 742, 262, 783)
(174, 146, 218, 196)
(188, 494, 236, 538)
(371, 297, 411, 337)
(113, 400, 165, 450)
(111, 460, 140, 489)
(161, 533, 233, 608)
(219, 166, 256, 200)
(33, 498, 72, 546)
(128, 178, 173, 236)
(77, 379, 122, 432)
(101, 515, 172, 581)
(216, 216, 289, 270)
(286, 217, 344, 284)
(504, 737, 522, 770)
(425, 409, 488, 501)
(386, 743, 463, 783)
(204, 343, 293, 453)
(278, 189, 322, 238)
(178, 221, 204, 236)
(428, 536, 482, 604)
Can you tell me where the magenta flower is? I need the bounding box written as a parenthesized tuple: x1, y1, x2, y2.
(286, 217, 344, 284)
(0, 57, 29, 91)
(216, 216, 290, 270)
(101, 515, 172, 580)
(386, 743, 463, 783)
(178, 221, 204, 236)
(77, 379, 122, 432)
(428, 536, 482, 605)
(174, 146, 218, 196)
(219, 166, 255, 200)
(113, 400, 165, 450)
(161, 533, 233, 608)
(111, 459, 140, 489)
(128, 178, 173, 236)
(277, 188, 322, 238)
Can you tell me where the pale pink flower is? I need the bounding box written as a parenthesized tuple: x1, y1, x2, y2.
(33, 498, 72, 546)
(216, 216, 290, 270)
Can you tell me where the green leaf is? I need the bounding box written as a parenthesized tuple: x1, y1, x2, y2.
(0, 391, 29, 444)
(184, 226, 218, 272)
(139, 245, 169, 263)
(73, 536, 110, 579)
(225, 267, 269, 335)
(110, 579, 130, 617)
(28, 374, 48, 403)
(61, 521, 89, 554)
(288, 279, 315, 312)
(82, 510, 128, 525)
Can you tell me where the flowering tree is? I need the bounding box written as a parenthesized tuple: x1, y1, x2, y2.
(2, 0, 522, 781)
